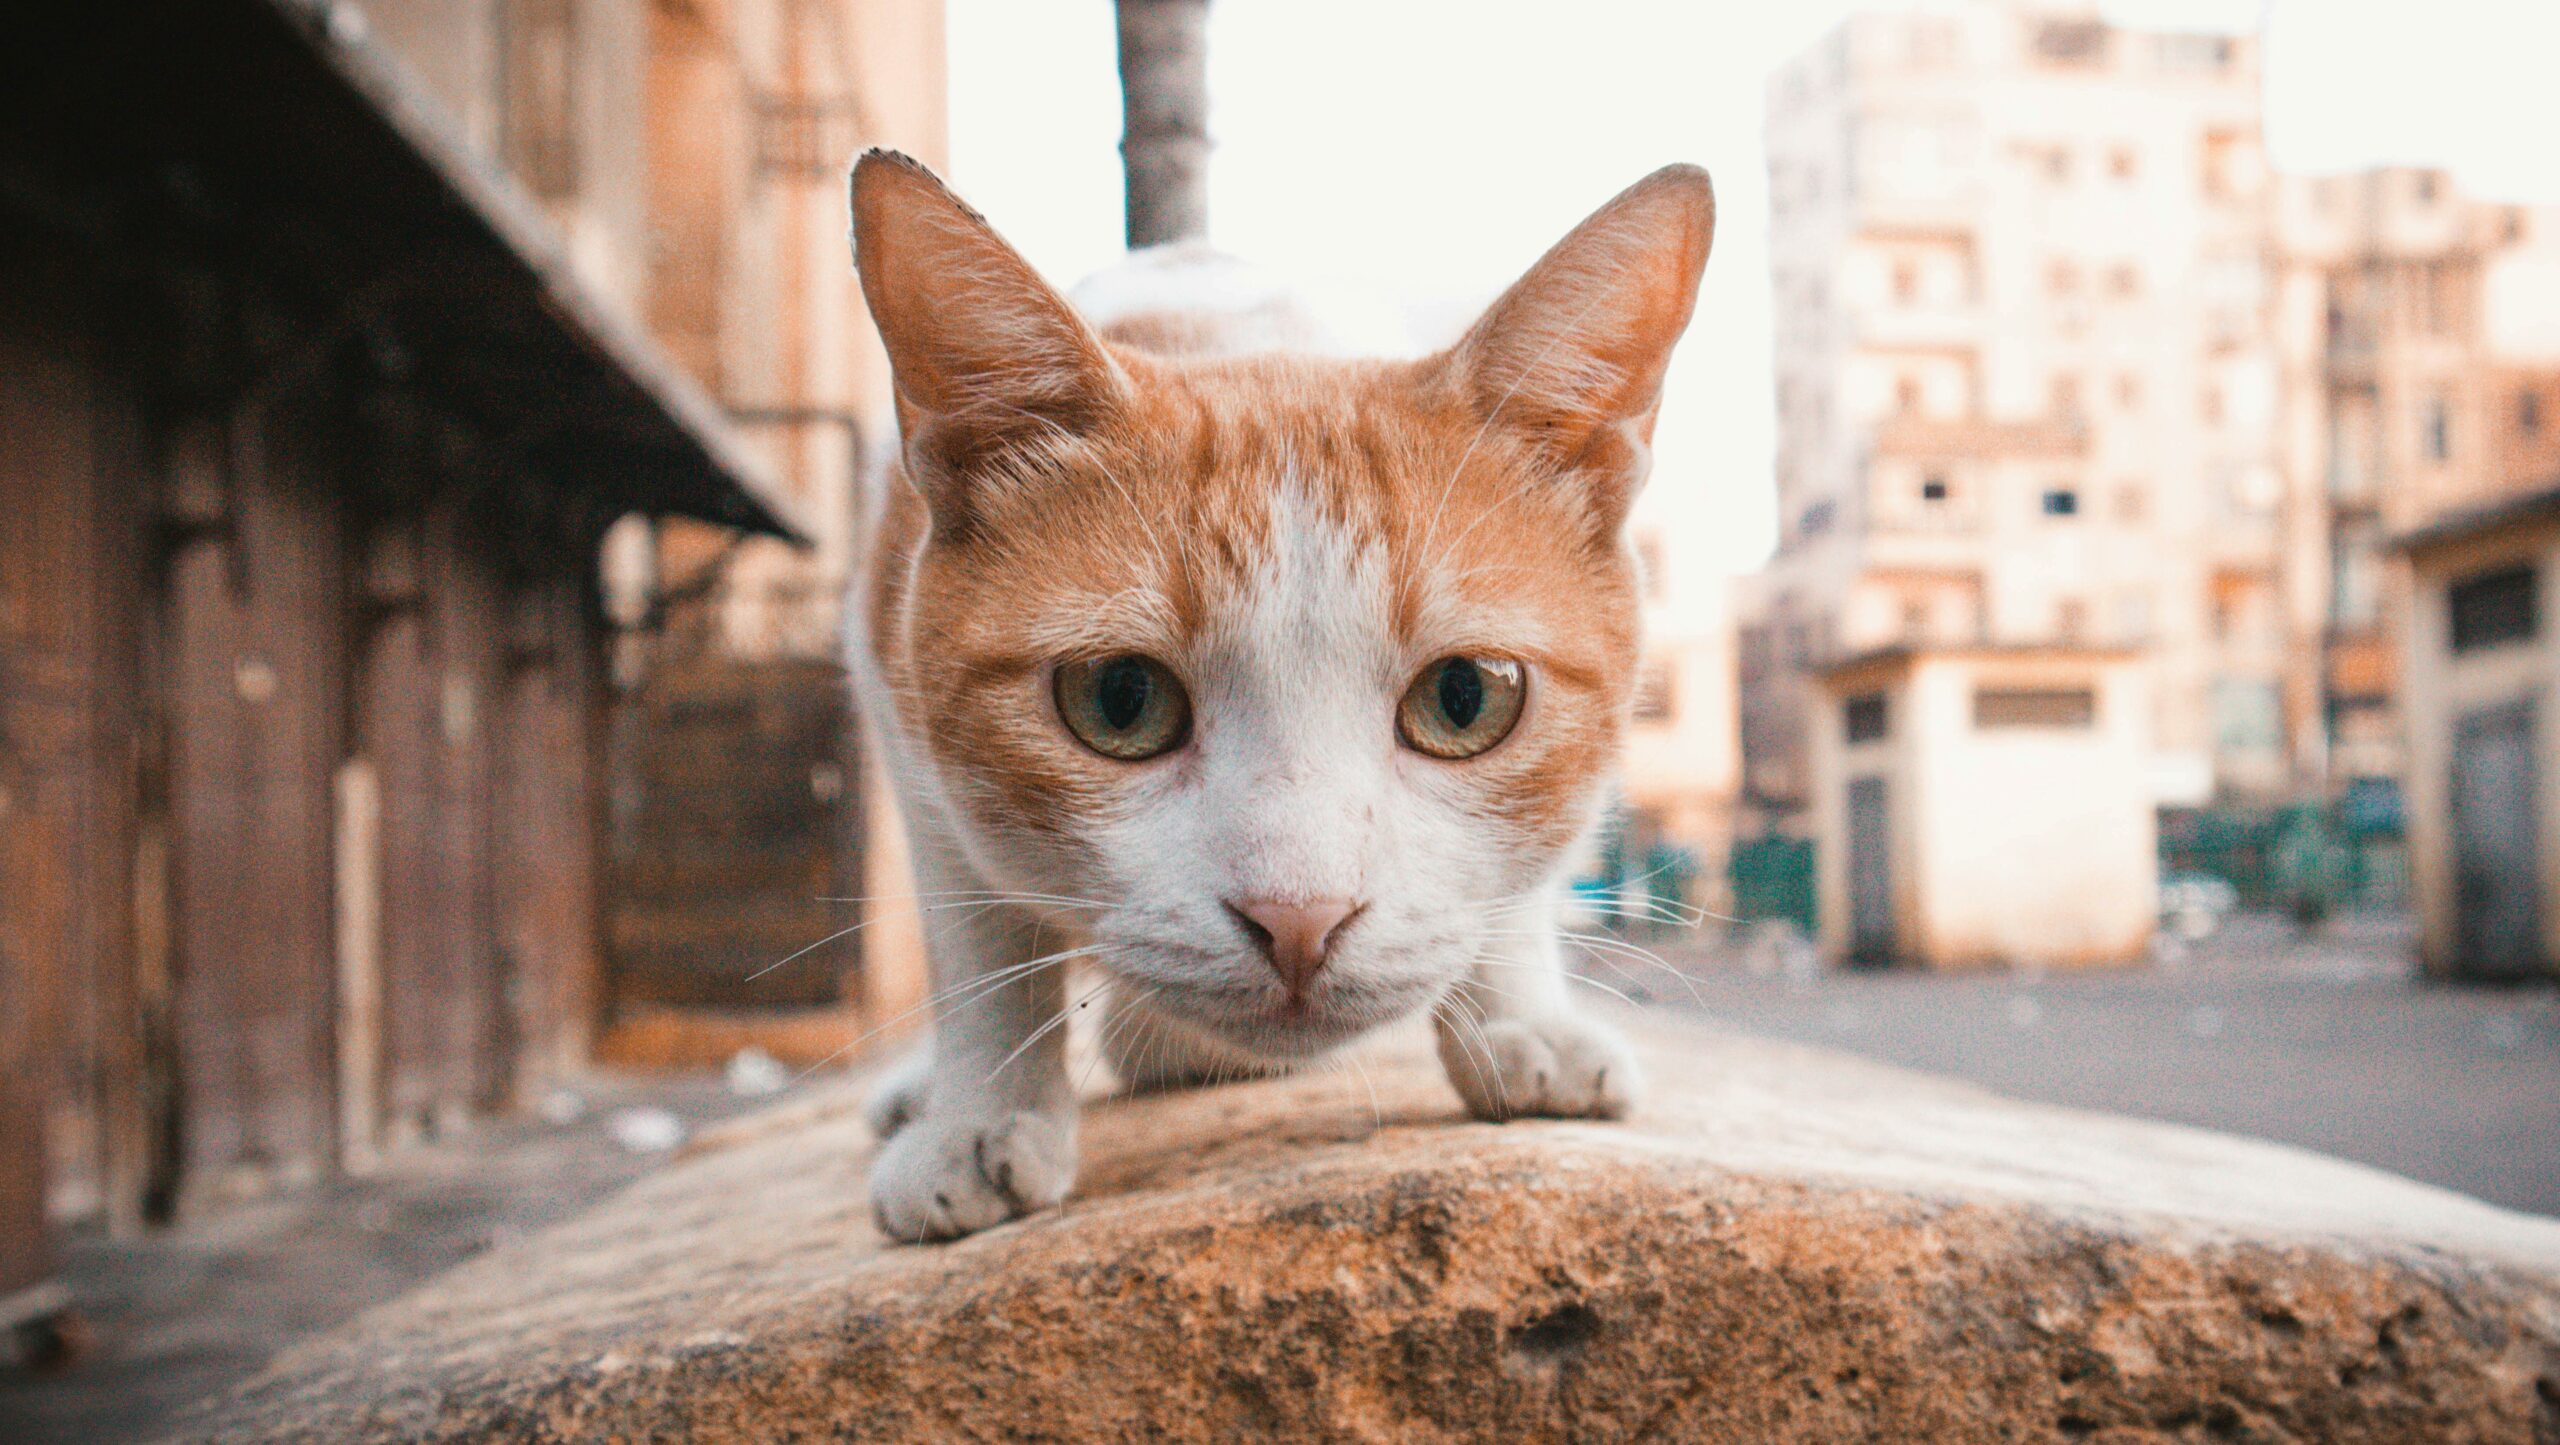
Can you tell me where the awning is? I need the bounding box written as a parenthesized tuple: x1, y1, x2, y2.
(0, 0, 805, 543)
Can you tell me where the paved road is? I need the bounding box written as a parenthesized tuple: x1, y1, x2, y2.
(0, 1073, 771, 1445)
(1631, 911, 2560, 1217)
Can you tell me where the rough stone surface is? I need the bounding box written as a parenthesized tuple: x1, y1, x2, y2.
(178, 1015, 2560, 1443)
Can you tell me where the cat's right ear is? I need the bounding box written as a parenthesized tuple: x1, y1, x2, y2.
(851, 150, 1128, 527)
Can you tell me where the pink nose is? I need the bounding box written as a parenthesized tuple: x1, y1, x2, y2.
(1226, 897, 1362, 996)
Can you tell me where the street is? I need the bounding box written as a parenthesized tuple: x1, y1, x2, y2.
(1636, 911, 2560, 1217)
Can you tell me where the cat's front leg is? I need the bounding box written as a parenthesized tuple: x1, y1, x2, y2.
(867, 886, 1079, 1242)
(1433, 901, 1642, 1122)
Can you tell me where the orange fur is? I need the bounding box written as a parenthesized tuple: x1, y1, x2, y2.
(854, 153, 1711, 861)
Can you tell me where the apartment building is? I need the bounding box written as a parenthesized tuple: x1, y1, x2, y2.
(1748, 0, 2283, 821)
(2270, 169, 2560, 790)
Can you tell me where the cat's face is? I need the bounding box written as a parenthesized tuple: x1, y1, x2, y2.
(854, 154, 1713, 1059)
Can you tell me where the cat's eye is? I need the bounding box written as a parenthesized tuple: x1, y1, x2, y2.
(1397, 656, 1525, 759)
(1054, 654, 1191, 761)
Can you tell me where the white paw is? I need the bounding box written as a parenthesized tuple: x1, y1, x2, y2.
(868, 1106, 1076, 1243)
(862, 1046, 932, 1140)
(1437, 1007, 1642, 1122)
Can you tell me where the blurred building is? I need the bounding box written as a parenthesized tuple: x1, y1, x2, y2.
(354, 0, 946, 1066)
(1750, 1, 2280, 836)
(1616, 529, 1739, 918)
(0, 0, 941, 1324)
(2269, 170, 2560, 795)
(2396, 490, 2560, 983)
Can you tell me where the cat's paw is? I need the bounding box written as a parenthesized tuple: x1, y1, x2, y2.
(862, 1046, 932, 1141)
(867, 1106, 1076, 1243)
(1437, 1007, 1642, 1122)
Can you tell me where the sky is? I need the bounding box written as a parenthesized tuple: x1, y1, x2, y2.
(942, 0, 2560, 623)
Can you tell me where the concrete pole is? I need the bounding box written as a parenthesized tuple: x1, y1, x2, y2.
(1115, 0, 1210, 249)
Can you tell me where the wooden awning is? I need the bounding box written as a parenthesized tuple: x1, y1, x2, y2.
(0, 0, 805, 544)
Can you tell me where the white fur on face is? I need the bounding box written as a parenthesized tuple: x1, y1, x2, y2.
(997, 484, 1561, 1059)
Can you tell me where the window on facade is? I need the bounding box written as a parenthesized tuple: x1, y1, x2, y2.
(1921, 474, 1950, 503)
(2042, 488, 2081, 517)
(503, 0, 581, 199)
(2415, 172, 2440, 204)
(1892, 259, 1920, 303)
(1974, 687, 2097, 729)
(2057, 599, 2089, 640)
(2116, 483, 2147, 521)
(2047, 260, 2079, 297)
(2209, 678, 2283, 753)
(1895, 375, 1923, 414)
(2449, 565, 2538, 653)
(2108, 264, 2140, 298)
(2035, 20, 2107, 65)
(1634, 662, 1677, 723)
(1901, 599, 1932, 640)
(2424, 397, 2451, 462)
(2330, 526, 2381, 628)
(1844, 693, 1890, 744)
(2521, 389, 2544, 438)
(1800, 499, 1836, 536)
(2050, 374, 2081, 416)
(2108, 147, 2138, 181)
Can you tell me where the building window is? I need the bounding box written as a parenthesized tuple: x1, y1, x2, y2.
(2415, 172, 2440, 204)
(2108, 264, 2140, 298)
(1921, 474, 1950, 503)
(2047, 260, 2079, 297)
(2050, 374, 2081, 416)
(2042, 487, 2081, 518)
(2331, 525, 2382, 628)
(1800, 499, 1836, 536)
(1974, 687, 2097, 730)
(2116, 482, 2147, 522)
(2448, 565, 2538, 653)
(2210, 678, 2283, 753)
(1892, 259, 1920, 303)
(2424, 397, 2451, 461)
(503, 0, 581, 199)
(1844, 692, 1890, 744)
(2108, 146, 2138, 181)
(2057, 598, 2089, 640)
(1634, 661, 1677, 723)
(2034, 20, 2107, 66)
(2521, 389, 2544, 438)
(1895, 374, 1923, 414)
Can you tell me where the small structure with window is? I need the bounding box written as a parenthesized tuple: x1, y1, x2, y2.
(1811, 646, 2155, 969)
(2397, 487, 2560, 981)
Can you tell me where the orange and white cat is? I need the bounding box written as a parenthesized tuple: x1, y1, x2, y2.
(847, 150, 1713, 1241)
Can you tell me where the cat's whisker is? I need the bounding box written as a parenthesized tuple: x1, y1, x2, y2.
(783, 943, 1116, 1086)
(984, 971, 1124, 1087)
(1467, 953, 1643, 1010)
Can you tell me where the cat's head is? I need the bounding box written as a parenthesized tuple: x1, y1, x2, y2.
(852, 151, 1712, 1060)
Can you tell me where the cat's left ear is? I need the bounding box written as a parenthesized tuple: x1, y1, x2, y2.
(1431, 165, 1714, 533)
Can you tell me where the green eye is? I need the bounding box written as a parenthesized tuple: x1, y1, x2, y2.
(1055, 654, 1191, 761)
(1397, 656, 1525, 759)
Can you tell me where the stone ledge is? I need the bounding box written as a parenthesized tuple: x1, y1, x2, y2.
(179, 1015, 2560, 1442)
